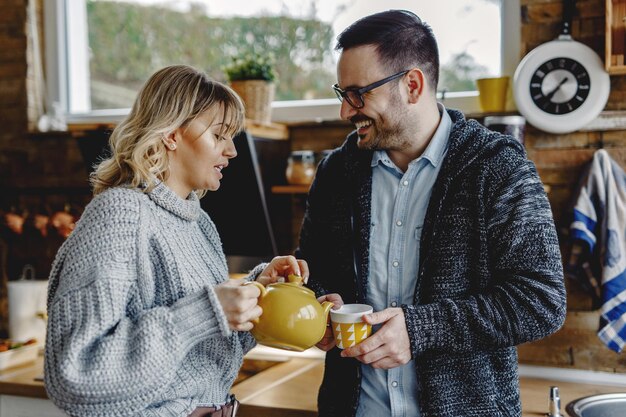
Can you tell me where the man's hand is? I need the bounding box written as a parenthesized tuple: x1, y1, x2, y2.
(340, 307, 411, 369)
(315, 293, 344, 351)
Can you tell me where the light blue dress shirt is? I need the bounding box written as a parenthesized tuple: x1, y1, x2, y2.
(356, 104, 451, 417)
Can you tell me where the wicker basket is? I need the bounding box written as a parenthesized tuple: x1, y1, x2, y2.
(230, 80, 275, 125)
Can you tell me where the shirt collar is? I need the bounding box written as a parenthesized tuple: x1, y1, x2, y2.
(371, 102, 451, 170)
(420, 102, 451, 168)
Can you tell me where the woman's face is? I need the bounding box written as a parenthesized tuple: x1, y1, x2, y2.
(165, 106, 237, 197)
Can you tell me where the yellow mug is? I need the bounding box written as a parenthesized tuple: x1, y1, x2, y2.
(330, 304, 373, 349)
(476, 76, 510, 113)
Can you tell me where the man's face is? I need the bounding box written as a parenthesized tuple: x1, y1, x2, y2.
(336, 45, 411, 151)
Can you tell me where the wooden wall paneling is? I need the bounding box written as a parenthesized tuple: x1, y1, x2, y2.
(520, 311, 626, 372)
(525, 130, 598, 150)
(566, 277, 597, 311)
(607, 89, 626, 109)
(600, 129, 626, 147)
(288, 122, 352, 153)
(523, 2, 564, 23)
(577, 0, 608, 19)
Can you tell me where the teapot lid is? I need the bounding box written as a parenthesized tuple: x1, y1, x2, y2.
(269, 274, 314, 296)
(287, 274, 303, 285)
(270, 281, 315, 296)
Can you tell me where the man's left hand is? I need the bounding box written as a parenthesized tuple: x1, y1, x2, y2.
(340, 307, 411, 369)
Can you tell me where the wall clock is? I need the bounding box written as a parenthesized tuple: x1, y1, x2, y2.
(513, 0, 610, 134)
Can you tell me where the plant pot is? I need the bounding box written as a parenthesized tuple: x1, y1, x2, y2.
(230, 80, 275, 125)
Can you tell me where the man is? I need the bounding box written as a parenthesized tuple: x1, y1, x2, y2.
(297, 9, 566, 417)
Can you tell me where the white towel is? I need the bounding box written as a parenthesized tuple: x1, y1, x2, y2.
(570, 149, 626, 352)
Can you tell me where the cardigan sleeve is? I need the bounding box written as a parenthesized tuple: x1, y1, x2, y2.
(296, 157, 334, 298)
(44, 189, 231, 416)
(402, 147, 566, 357)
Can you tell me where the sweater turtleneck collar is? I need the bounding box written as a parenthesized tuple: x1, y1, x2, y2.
(147, 181, 201, 221)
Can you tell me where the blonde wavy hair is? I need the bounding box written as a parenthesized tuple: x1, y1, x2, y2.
(91, 65, 245, 196)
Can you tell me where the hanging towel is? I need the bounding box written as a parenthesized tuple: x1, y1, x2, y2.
(570, 149, 626, 352)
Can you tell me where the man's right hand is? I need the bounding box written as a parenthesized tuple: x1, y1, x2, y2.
(315, 293, 344, 351)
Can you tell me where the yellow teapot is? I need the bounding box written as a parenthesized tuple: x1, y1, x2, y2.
(247, 275, 333, 352)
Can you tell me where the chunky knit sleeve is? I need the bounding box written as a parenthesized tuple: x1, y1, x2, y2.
(44, 188, 229, 416)
(402, 143, 566, 357)
(235, 262, 267, 353)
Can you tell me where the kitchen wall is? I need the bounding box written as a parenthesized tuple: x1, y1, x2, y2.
(0, 0, 93, 338)
(517, 0, 626, 372)
(1, 0, 626, 370)
(1, 0, 29, 338)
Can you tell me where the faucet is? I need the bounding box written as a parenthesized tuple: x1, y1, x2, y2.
(548, 386, 563, 417)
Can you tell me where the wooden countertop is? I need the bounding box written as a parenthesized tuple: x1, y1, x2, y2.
(2, 355, 625, 416)
(232, 359, 626, 417)
(0, 356, 46, 398)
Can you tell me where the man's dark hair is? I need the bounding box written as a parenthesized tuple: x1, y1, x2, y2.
(335, 9, 439, 91)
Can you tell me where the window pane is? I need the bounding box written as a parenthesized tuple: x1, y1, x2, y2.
(83, 0, 500, 111)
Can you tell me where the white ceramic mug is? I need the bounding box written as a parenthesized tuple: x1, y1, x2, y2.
(330, 304, 373, 349)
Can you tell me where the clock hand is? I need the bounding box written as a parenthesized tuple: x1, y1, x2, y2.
(545, 76, 569, 101)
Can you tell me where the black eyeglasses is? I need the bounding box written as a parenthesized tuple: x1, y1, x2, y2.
(332, 70, 409, 109)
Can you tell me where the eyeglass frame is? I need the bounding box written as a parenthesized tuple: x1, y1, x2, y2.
(332, 70, 410, 109)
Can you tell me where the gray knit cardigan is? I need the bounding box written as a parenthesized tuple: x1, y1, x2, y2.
(298, 109, 566, 417)
(44, 182, 261, 417)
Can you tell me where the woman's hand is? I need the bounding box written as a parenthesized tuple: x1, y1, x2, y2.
(214, 279, 263, 331)
(256, 255, 309, 286)
(315, 293, 344, 351)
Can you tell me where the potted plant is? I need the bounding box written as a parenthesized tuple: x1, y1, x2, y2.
(224, 53, 276, 125)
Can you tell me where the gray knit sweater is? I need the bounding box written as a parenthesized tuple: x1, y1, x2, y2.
(44, 182, 261, 417)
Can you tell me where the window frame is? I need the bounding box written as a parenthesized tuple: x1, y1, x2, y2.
(44, 0, 520, 124)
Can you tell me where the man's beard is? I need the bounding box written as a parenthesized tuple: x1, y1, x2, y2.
(354, 94, 410, 151)
(355, 116, 410, 151)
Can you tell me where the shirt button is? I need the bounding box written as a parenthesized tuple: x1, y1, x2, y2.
(402, 180, 409, 186)
(391, 301, 397, 307)
(391, 381, 399, 388)
(396, 220, 402, 227)
(392, 261, 399, 267)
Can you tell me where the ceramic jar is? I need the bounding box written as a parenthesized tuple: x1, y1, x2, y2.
(285, 150, 315, 185)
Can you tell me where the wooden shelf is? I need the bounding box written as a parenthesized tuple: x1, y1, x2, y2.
(606, 0, 626, 74)
(63, 119, 289, 140)
(271, 185, 310, 194)
(246, 121, 288, 140)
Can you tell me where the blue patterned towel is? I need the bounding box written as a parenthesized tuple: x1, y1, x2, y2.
(570, 149, 626, 352)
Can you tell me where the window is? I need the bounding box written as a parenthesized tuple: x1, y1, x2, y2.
(45, 0, 519, 123)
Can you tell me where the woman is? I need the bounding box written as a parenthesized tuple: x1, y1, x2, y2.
(44, 65, 307, 417)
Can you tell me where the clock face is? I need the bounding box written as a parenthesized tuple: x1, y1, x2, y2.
(513, 39, 610, 134)
(529, 57, 590, 115)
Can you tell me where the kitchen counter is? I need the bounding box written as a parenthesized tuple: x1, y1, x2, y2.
(2, 354, 625, 416)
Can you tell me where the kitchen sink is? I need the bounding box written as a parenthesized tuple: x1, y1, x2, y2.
(566, 393, 626, 417)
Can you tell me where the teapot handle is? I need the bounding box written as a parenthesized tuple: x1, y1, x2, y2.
(244, 280, 267, 297)
(243, 281, 267, 325)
